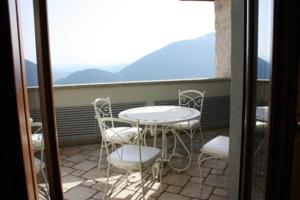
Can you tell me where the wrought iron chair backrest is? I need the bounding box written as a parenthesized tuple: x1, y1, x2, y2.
(93, 97, 114, 128)
(179, 89, 205, 121)
(96, 117, 141, 160)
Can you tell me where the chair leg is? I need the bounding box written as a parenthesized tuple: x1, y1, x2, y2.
(215, 159, 221, 176)
(172, 131, 177, 155)
(199, 126, 204, 142)
(159, 161, 164, 193)
(190, 129, 194, 154)
(104, 162, 111, 200)
(97, 139, 104, 172)
(126, 169, 129, 186)
(140, 171, 146, 200)
(40, 167, 49, 197)
(40, 146, 49, 195)
(143, 127, 148, 146)
(197, 153, 204, 190)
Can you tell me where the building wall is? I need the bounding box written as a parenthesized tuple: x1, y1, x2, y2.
(215, 0, 232, 77)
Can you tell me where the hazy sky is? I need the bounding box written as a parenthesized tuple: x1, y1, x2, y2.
(258, 0, 273, 62)
(20, 0, 215, 68)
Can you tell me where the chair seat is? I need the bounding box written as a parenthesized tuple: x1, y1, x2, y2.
(256, 121, 267, 132)
(201, 136, 229, 160)
(104, 127, 141, 143)
(32, 133, 43, 150)
(108, 145, 161, 170)
(31, 121, 43, 127)
(256, 121, 267, 126)
(34, 157, 45, 174)
(169, 119, 200, 129)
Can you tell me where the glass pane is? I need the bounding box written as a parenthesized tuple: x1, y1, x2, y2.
(251, 0, 273, 199)
(20, 0, 50, 199)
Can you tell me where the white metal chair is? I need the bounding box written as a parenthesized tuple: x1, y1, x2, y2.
(197, 135, 229, 188)
(30, 118, 49, 195)
(170, 89, 205, 153)
(93, 97, 141, 171)
(96, 117, 161, 200)
(34, 157, 49, 199)
(30, 118, 43, 151)
(34, 157, 45, 174)
(253, 121, 268, 176)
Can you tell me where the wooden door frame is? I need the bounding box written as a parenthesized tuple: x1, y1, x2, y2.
(0, 0, 38, 199)
(239, 0, 259, 198)
(0, 0, 64, 199)
(2, 0, 298, 199)
(240, 0, 300, 199)
(265, 0, 299, 198)
(33, 0, 63, 198)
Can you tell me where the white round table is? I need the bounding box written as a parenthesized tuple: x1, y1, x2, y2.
(119, 105, 200, 125)
(119, 105, 200, 172)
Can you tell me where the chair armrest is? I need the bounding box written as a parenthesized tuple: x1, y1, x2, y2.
(31, 122, 42, 127)
(100, 117, 139, 127)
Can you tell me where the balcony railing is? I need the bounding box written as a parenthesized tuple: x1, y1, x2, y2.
(28, 78, 231, 146)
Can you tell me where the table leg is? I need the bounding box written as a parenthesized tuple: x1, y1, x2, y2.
(169, 128, 192, 172)
(161, 126, 167, 160)
(153, 125, 157, 148)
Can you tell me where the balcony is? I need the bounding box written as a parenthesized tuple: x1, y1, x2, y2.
(30, 78, 270, 199)
(29, 78, 233, 200)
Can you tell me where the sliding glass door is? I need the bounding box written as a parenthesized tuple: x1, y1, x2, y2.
(242, 0, 299, 199)
(251, 0, 273, 198)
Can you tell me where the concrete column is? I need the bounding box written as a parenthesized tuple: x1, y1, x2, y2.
(215, 0, 232, 77)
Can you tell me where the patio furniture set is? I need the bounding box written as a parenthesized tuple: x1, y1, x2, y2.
(92, 89, 230, 200)
(29, 89, 232, 199)
(29, 89, 271, 200)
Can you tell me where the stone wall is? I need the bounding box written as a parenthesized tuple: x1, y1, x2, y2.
(215, 0, 232, 77)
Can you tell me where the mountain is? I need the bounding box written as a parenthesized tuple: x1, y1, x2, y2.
(117, 33, 215, 81)
(52, 68, 75, 81)
(257, 58, 271, 79)
(24, 32, 271, 85)
(52, 63, 128, 81)
(25, 60, 38, 86)
(88, 64, 128, 73)
(55, 68, 120, 85)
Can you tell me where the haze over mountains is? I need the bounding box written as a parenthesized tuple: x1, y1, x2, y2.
(55, 33, 215, 85)
(25, 32, 270, 86)
(117, 33, 215, 81)
(56, 68, 120, 85)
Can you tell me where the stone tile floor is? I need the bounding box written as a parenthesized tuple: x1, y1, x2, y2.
(39, 129, 229, 200)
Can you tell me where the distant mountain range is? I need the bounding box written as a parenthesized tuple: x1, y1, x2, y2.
(25, 59, 39, 86)
(56, 68, 119, 84)
(257, 58, 271, 79)
(52, 63, 128, 81)
(117, 33, 215, 81)
(24, 32, 271, 86)
(54, 33, 215, 85)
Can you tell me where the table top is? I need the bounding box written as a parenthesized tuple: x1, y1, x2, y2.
(119, 105, 200, 125)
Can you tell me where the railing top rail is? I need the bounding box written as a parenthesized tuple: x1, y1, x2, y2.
(27, 77, 231, 90)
